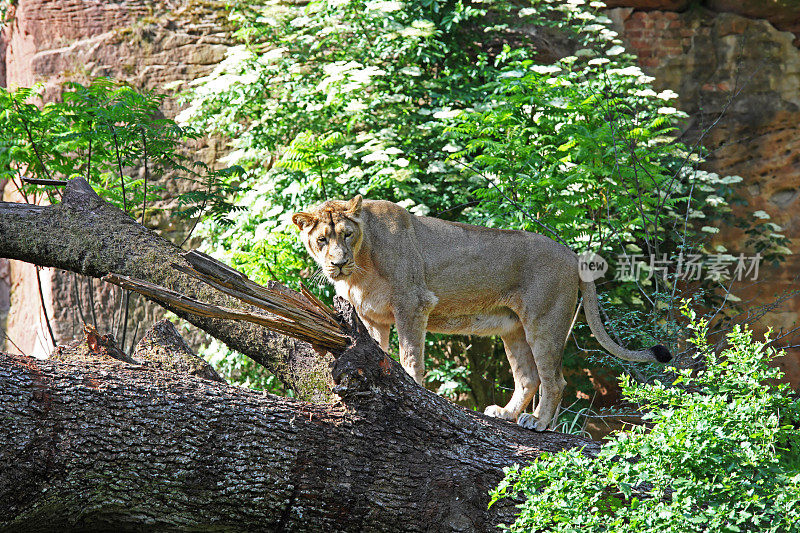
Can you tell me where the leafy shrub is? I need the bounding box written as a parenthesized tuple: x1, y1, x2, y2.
(183, 0, 786, 398)
(490, 307, 800, 532)
(0, 79, 241, 227)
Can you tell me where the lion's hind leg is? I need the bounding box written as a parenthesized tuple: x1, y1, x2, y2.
(484, 323, 540, 422)
(517, 326, 569, 432)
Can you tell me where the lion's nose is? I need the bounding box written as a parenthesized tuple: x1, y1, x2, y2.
(331, 259, 348, 268)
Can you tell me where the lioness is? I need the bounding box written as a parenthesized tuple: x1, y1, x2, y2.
(292, 195, 671, 431)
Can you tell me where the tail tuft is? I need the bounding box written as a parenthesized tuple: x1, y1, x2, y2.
(650, 344, 672, 363)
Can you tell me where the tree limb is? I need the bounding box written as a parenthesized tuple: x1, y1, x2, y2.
(0, 307, 598, 531)
(0, 178, 327, 398)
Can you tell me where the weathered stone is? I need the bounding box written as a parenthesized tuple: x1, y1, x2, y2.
(706, 0, 800, 42)
(608, 1, 800, 43)
(609, 7, 800, 386)
(604, 0, 690, 10)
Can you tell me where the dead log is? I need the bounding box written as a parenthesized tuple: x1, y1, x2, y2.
(0, 309, 598, 531)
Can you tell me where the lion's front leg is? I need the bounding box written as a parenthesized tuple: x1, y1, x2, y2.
(393, 292, 437, 385)
(395, 311, 429, 384)
(363, 318, 391, 353)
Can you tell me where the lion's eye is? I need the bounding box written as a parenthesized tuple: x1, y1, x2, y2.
(317, 237, 327, 246)
(343, 231, 353, 239)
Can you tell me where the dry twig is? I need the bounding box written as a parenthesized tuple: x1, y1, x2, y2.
(102, 251, 349, 354)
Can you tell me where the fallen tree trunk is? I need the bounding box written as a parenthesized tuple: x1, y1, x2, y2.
(0, 179, 600, 531)
(0, 309, 597, 531)
(0, 178, 324, 397)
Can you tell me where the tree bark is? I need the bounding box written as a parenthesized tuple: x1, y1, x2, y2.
(0, 179, 600, 531)
(0, 308, 598, 531)
(0, 178, 326, 398)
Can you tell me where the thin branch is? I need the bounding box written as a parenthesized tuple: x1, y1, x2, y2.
(316, 155, 328, 200)
(119, 289, 131, 350)
(86, 276, 98, 330)
(86, 122, 92, 182)
(451, 159, 568, 246)
(9, 164, 31, 204)
(0, 324, 24, 354)
(21, 178, 68, 187)
(140, 128, 148, 225)
(34, 266, 56, 348)
(71, 272, 88, 327)
(11, 99, 53, 181)
(111, 126, 128, 213)
(126, 318, 140, 358)
(178, 171, 211, 249)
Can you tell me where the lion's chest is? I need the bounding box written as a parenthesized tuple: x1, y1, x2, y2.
(334, 276, 394, 325)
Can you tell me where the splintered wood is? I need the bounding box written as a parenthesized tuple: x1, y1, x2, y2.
(102, 251, 349, 353)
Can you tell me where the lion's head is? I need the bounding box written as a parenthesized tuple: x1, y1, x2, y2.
(292, 195, 363, 281)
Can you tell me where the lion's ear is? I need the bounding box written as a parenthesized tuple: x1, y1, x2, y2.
(292, 212, 316, 230)
(346, 195, 363, 217)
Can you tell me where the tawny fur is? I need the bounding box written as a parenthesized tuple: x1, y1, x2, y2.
(292, 196, 669, 431)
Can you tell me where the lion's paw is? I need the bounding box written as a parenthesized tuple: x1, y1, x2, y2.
(484, 405, 516, 421)
(518, 413, 549, 432)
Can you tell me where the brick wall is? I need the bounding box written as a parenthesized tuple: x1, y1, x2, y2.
(609, 5, 800, 386)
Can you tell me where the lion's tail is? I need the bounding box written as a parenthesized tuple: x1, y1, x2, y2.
(579, 278, 672, 363)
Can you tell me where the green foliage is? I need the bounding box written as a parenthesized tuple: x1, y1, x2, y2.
(0, 79, 241, 227)
(182, 0, 787, 397)
(426, 359, 472, 400)
(0, 0, 13, 30)
(490, 307, 800, 532)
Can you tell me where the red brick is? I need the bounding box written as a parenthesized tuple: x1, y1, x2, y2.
(639, 57, 660, 67)
(627, 39, 651, 50)
(625, 18, 645, 30)
(630, 11, 655, 29)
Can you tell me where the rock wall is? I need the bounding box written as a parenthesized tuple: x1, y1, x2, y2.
(0, 0, 231, 356)
(607, 2, 800, 385)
